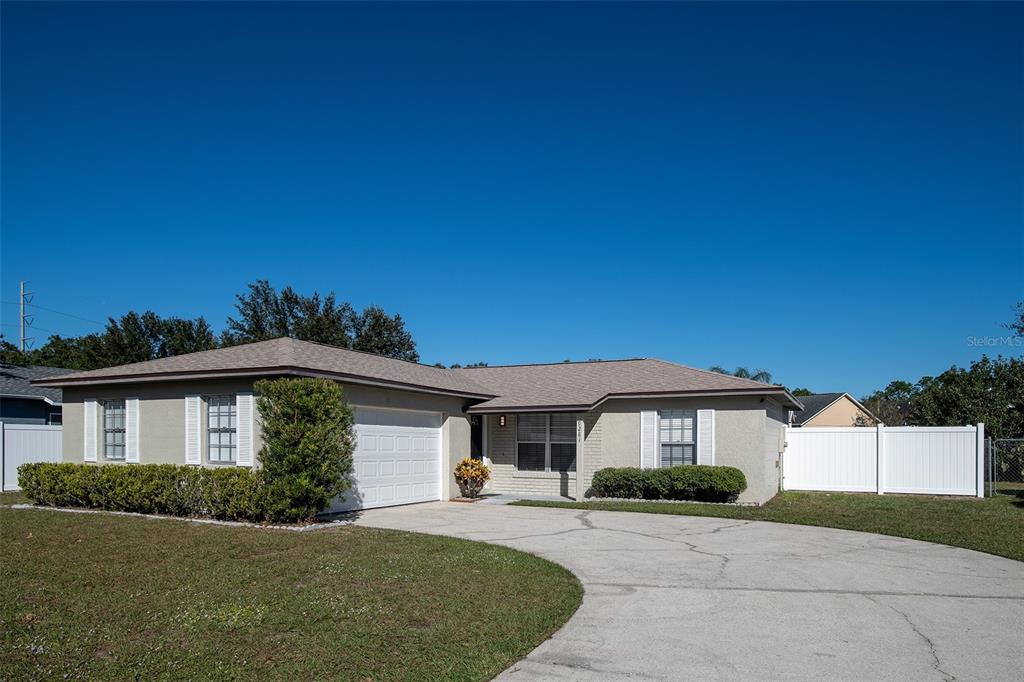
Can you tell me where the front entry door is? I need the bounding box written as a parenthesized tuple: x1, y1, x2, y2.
(470, 415, 483, 460)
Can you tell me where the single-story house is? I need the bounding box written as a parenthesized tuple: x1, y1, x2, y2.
(1, 364, 72, 425)
(33, 338, 802, 506)
(790, 392, 877, 428)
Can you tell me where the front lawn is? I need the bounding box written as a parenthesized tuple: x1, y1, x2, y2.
(512, 491, 1024, 562)
(1, 508, 582, 681)
(1, 491, 28, 505)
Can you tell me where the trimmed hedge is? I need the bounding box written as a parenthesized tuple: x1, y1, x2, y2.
(18, 463, 270, 522)
(590, 465, 747, 502)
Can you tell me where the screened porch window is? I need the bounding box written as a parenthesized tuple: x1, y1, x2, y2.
(659, 409, 696, 467)
(516, 413, 579, 472)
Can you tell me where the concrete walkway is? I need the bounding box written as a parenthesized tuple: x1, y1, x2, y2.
(355, 502, 1024, 681)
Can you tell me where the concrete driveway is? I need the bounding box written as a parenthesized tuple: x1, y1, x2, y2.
(355, 502, 1024, 681)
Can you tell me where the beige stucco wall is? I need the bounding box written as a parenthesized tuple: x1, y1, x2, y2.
(597, 396, 778, 504)
(61, 377, 784, 505)
(802, 396, 876, 427)
(62, 378, 263, 466)
(61, 379, 473, 500)
(762, 399, 786, 501)
(483, 395, 783, 504)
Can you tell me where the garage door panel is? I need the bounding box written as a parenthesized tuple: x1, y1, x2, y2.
(330, 410, 442, 512)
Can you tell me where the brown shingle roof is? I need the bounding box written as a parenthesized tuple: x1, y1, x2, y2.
(455, 359, 801, 411)
(33, 337, 496, 398)
(34, 339, 800, 409)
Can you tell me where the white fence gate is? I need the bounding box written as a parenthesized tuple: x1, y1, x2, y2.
(783, 423, 984, 497)
(1, 422, 63, 491)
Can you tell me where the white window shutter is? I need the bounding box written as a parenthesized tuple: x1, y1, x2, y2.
(640, 410, 658, 469)
(697, 409, 715, 465)
(125, 398, 140, 463)
(236, 392, 254, 467)
(83, 399, 98, 462)
(185, 395, 201, 465)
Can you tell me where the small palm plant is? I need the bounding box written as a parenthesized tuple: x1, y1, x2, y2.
(454, 458, 490, 499)
(709, 365, 773, 384)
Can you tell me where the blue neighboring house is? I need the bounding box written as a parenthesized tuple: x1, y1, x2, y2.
(0, 364, 73, 424)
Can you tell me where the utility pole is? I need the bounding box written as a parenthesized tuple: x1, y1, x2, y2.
(19, 280, 34, 352)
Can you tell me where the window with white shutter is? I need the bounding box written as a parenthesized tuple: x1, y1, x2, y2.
(102, 399, 126, 461)
(659, 409, 696, 466)
(206, 396, 237, 463)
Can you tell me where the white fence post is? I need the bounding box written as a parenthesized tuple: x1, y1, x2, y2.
(876, 423, 886, 495)
(976, 423, 985, 498)
(780, 426, 787, 492)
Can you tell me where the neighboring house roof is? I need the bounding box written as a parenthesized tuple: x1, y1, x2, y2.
(32, 338, 496, 399)
(32, 338, 802, 410)
(1, 364, 74, 405)
(456, 359, 802, 412)
(791, 392, 875, 426)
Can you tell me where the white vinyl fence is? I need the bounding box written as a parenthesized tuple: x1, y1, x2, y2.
(783, 423, 984, 497)
(1, 422, 63, 491)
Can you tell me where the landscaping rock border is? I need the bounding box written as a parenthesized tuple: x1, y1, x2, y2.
(584, 496, 761, 507)
(8, 504, 355, 532)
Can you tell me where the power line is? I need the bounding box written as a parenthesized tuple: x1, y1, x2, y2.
(1, 322, 60, 335)
(1, 299, 105, 327)
(24, 302, 105, 326)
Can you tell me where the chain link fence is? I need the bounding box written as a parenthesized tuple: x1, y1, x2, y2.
(991, 439, 1024, 497)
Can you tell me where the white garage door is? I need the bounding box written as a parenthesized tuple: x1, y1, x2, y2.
(332, 407, 443, 512)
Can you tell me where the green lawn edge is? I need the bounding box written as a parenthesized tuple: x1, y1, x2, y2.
(511, 491, 1024, 563)
(1, 506, 583, 681)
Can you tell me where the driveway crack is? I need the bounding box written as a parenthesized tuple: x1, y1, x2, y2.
(864, 595, 956, 681)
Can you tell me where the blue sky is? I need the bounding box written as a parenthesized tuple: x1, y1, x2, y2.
(2, 2, 1021, 396)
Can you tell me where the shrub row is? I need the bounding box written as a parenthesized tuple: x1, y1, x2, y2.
(18, 463, 271, 522)
(590, 465, 747, 502)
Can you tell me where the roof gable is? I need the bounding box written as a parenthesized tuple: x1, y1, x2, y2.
(791, 393, 850, 425)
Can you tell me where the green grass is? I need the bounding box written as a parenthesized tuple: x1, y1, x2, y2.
(1, 491, 29, 505)
(512, 491, 1024, 562)
(1, 508, 582, 681)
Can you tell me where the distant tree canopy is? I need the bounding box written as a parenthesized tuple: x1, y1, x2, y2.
(790, 387, 813, 397)
(861, 356, 1023, 438)
(349, 305, 418, 362)
(1006, 301, 1024, 338)
(221, 281, 354, 348)
(0, 280, 419, 369)
(1, 312, 217, 370)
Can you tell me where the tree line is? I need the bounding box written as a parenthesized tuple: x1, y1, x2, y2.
(3, 288, 1020, 437)
(0, 280, 419, 370)
(840, 304, 1023, 438)
(709, 304, 1023, 438)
